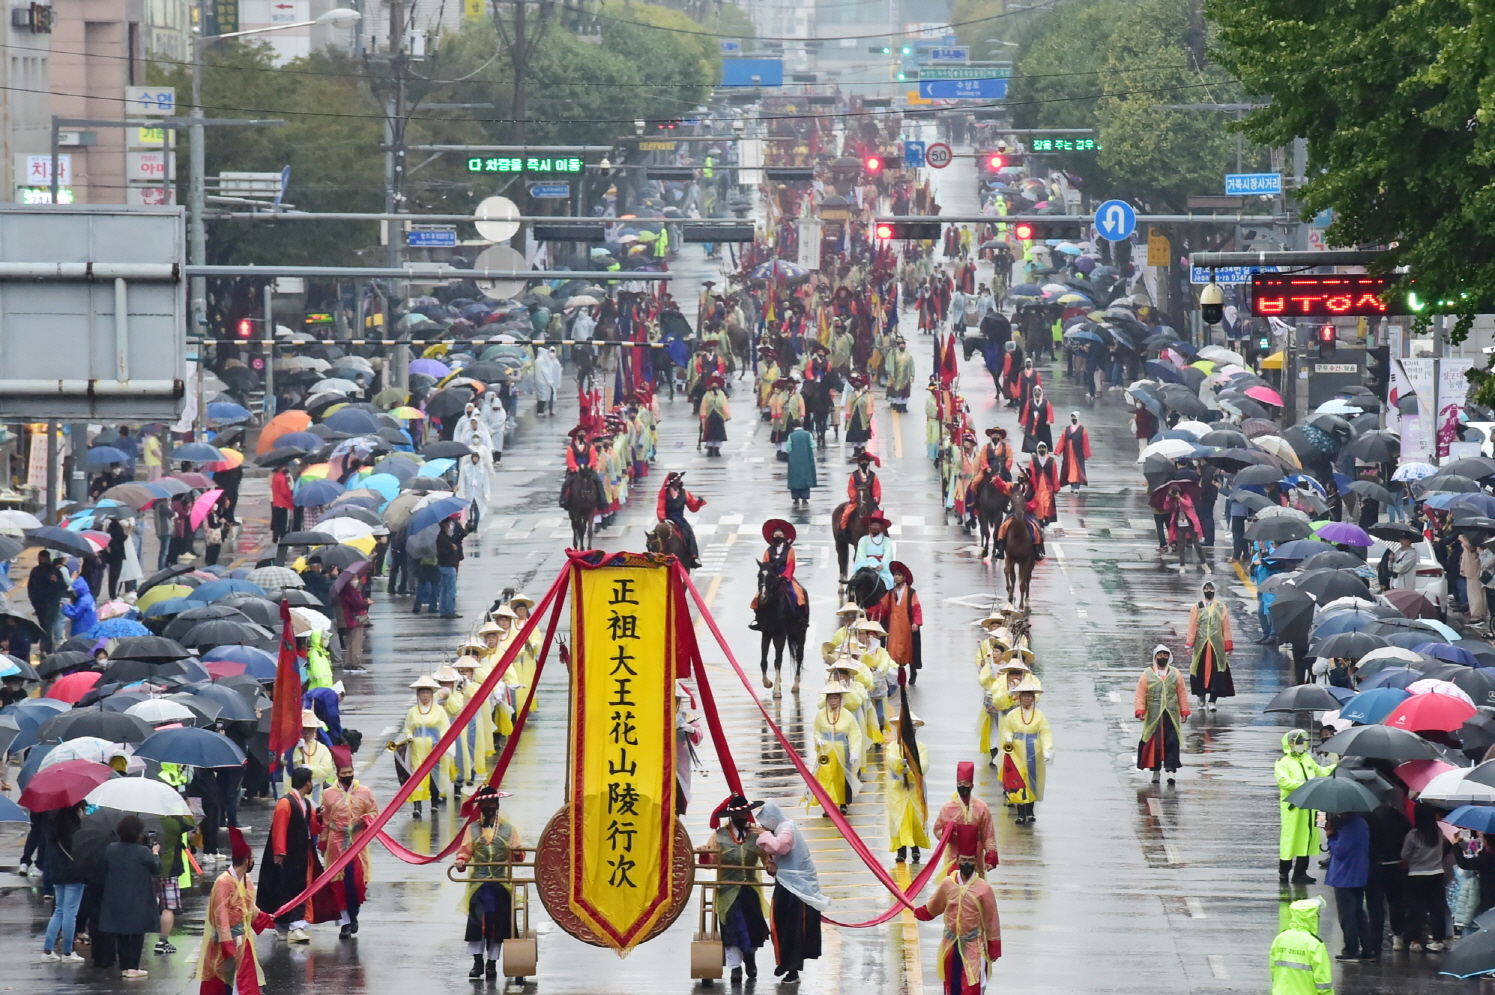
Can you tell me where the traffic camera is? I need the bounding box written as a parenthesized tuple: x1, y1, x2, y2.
(1200, 282, 1225, 325)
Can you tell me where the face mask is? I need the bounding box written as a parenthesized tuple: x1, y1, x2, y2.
(1292, 743, 1308, 755)
(338, 774, 354, 789)
(957, 785, 972, 802)
(1203, 590, 1215, 600)
(958, 860, 977, 879)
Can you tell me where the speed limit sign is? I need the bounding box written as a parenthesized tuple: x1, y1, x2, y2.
(925, 142, 952, 169)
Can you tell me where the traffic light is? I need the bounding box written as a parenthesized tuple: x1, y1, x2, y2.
(875, 221, 941, 240)
(1364, 345, 1390, 401)
(863, 155, 882, 174)
(1012, 222, 1035, 241)
(986, 153, 1006, 170)
(1317, 323, 1337, 358)
(235, 318, 253, 340)
(869, 45, 891, 54)
(900, 45, 912, 55)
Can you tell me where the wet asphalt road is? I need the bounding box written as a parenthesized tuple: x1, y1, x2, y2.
(0, 150, 1477, 995)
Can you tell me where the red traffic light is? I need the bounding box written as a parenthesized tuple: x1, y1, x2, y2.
(986, 153, 1005, 170)
(863, 155, 882, 174)
(235, 318, 253, 339)
(1318, 324, 1335, 343)
(874, 223, 895, 239)
(1013, 222, 1035, 240)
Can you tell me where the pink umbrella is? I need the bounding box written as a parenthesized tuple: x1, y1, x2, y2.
(203, 659, 246, 679)
(1244, 384, 1284, 406)
(79, 530, 109, 552)
(189, 488, 224, 530)
(1395, 759, 1457, 792)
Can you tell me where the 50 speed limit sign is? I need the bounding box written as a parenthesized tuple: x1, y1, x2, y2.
(925, 142, 952, 168)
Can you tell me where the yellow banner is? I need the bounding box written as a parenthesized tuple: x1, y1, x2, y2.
(567, 562, 677, 951)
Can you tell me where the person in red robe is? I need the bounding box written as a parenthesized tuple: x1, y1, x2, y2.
(658, 472, 705, 569)
(1056, 412, 1091, 491)
(875, 561, 922, 678)
(1027, 444, 1059, 526)
(914, 824, 1002, 995)
(198, 829, 276, 995)
(931, 762, 998, 876)
(319, 745, 378, 939)
(999, 342, 1025, 407)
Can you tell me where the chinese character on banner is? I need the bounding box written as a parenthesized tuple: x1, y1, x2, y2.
(561, 561, 679, 952)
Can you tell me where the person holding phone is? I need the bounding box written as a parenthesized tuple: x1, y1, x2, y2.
(98, 815, 161, 978)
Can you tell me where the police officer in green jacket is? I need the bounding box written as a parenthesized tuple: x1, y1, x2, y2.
(1270, 896, 1334, 995)
(1276, 729, 1332, 883)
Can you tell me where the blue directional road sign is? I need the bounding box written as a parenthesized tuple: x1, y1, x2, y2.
(407, 226, 458, 248)
(917, 78, 1007, 100)
(1224, 172, 1283, 196)
(1093, 199, 1136, 241)
(528, 183, 571, 199)
(903, 141, 926, 167)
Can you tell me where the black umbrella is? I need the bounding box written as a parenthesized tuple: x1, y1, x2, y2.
(425, 388, 475, 419)
(280, 588, 324, 608)
(311, 544, 368, 568)
(1205, 448, 1277, 471)
(1247, 517, 1312, 543)
(279, 531, 338, 546)
(1443, 456, 1495, 480)
(1368, 521, 1421, 541)
(1337, 765, 1399, 803)
(162, 604, 250, 643)
(179, 619, 272, 648)
(1310, 629, 1389, 660)
(35, 709, 154, 745)
(1439, 925, 1495, 978)
(321, 507, 383, 527)
(1321, 724, 1442, 762)
(1285, 775, 1382, 813)
(1452, 670, 1495, 710)
(185, 684, 259, 722)
(73, 807, 165, 880)
(1294, 568, 1372, 605)
(108, 636, 191, 663)
(1200, 429, 1248, 448)
(1156, 386, 1210, 420)
(1268, 587, 1317, 650)
(1142, 454, 1181, 493)
(1229, 489, 1272, 513)
(1345, 431, 1401, 463)
(422, 440, 475, 459)
(100, 657, 195, 685)
(216, 596, 281, 628)
(255, 446, 309, 468)
(1461, 713, 1495, 754)
(1263, 684, 1342, 712)
(136, 563, 197, 598)
(1301, 549, 1367, 571)
(1346, 480, 1397, 505)
(1455, 640, 1495, 667)
(37, 650, 95, 679)
(1236, 464, 1289, 487)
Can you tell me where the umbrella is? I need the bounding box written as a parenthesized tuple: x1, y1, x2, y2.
(256, 446, 310, 468)
(1357, 646, 1429, 673)
(406, 495, 469, 538)
(1451, 669, 1495, 709)
(245, 565, 304, 590)
(1321, 724, 1442, 761)
(124, 699, 199, 725)
(189, 489, 225, 531)
(18, 759, 114, 810)
(133, 726, 246, 767)
(279, 531, 337, 547)
(1284, 775, 1381, 813)
(45, 670, 102, 703)
(1446, 805, 1495, 836)
(110, 635, 191, 662)
(1263, 684, 1342, 712)
(1301, 549, 1365, 571)
(1268, 588, 1318, 649)
(36, 649, 95, 679)
(1292, 569, 1371, 605)
(1311, 629, 1388, 660)
(425, 389, 476, 419)
(1362, 667, 1425, 691)
(1384, 693, 1477, 732)
(1423, 766, 1495, 804)
(1339, 687, 1411, 724)
(0, 796, 26, 822)
(1422, 473, 1481, 494)
(1346, 431, 1401, 463)
(192, 579, 266, 602)
(1396, 759, 1459, 793)
(179, 619, 271, 648)
(1346, 480, 1397, 506)
(1313, 522, 1373, 546)
(1415, 642, 1483, 667)
(1235, 464, 1288, 488)
(86, 777, 193, 817)
(1244, 384, 1284, 406)
(0, 509, 43, 536)
(294, 479, 345, 507)
(35, 709, 153, 744)
(201, 645, 277, 681)
(256, 411, 314, 453)
(1368, 521, 1422, 542)
(100, 484, 160, 509)
(85, 618, 151, 639)
(323, 408, 383, 435)
(85, 446, 131, 467)
(25, 526, 98, 558)
(421, 440, 475, 460)
(207, 401, 252, 426)
(1248, 517, 1312, 543)
(185, 685, 258, 721)
(169, 442, 225, 463)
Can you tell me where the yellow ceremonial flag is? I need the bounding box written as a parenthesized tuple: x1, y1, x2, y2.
(566, 562, 678, 952)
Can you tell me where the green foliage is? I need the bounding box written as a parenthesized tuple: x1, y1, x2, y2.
(1207, 0, 1495, 401)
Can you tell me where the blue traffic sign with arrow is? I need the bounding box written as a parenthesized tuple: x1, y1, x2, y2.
(1094, 199, 1135, 241)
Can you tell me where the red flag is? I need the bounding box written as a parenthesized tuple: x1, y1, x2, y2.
(267, 598, 303, 760)
(939, 332, 959, 387)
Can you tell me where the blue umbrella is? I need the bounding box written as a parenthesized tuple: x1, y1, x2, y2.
(1064, 329, 1105, 345)
(1446, 805, 1495, 834)
(15, 742, 56, 787)
(277, 431, 324, 450)
(1416, 642, 1481, 667)
(193, 579, 267, 603)
(1325, 686, 1356, 704)
(406, 495, 469, 538)
(418, 458, 456, 478)
(169, 442, 225, 463)
(323, 409, 383, 435)
(85, 446, 131, 467)
(1153, 429, 1201, 443)
(1311, 610, 1387, 640)
(85, 618, 151, 639)
(1009, 283, 1043, 297)
(1361, 666, 1423, 690)
(201, 645, 277, 681)
(206, 402, 252, 426)
(26, 526, 98, 558)
(1144, 360, 1185, 384)
(1337, 687, 1410, 724)
(359, 473, 402, 502)
(1448, 493, 1495, 518)
(143, 597, 207, 618)
(133, 726, 246, 768)
(294, 479, 345, 508)
(0, 795, 27, 822)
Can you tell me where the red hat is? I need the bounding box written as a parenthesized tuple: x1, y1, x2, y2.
(762, 519, 796, 543)
(984, 427, 1002, 438)
(855, 452, 881, 466)
(706, 375, 725, 389)
(330, 744, 353, 770)
(954, 822, 980, 859)
(229, 826, 253, 864)
(890, 561, 912, 583)
(568, 426, 588, 439)
(866, 511, 892, 528)
(956, 761, 975, 784)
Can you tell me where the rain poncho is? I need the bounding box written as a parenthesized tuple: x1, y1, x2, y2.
(535, 348, 563, 404)
(63, 576, 97, 637)
(457, 457, 492, 512)
(1269, 897, 1333, 995)
(1275, 730, 1332, 860)
(481, 394, 507, 456)
(755, 802, 829, 911)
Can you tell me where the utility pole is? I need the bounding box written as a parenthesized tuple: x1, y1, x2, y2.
(512, 0, 527, 147)
(382, 0, 410, 389)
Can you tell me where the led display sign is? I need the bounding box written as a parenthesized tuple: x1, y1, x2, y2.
(1250, 274, 1392, 317)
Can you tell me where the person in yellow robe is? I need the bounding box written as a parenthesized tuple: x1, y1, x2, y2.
(285, 710, 337, 801)
(435, 665, 474, 790)
(852, 618, 896, 739)
(999, 676, 1052, 825)
(827, 653, 880, 750)
(979, 654, 1034, 760)
(453, 651, 493, 777)
(197, 828, 275, 995)
(886, 727, 931, 863)
(822, 602, 866, 663)
(811, 682, 863, 814)
(394, 674, 451, 818)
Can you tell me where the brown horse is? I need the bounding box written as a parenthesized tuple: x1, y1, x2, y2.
(974, 474, 1013, 561)
(1001, 476, 1039, 610)
(645, 519, 692, 572)
(561, 466, 600, 550)
(832, 475, 877, 581)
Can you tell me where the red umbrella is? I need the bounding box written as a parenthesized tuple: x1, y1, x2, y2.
(1395, 759, 1457, 792)
(171, 472, 214, 490)
(1245, 384, 1285, 406)
(203, 659, 246, 679)
(190, 488, 224, 530)
(18, 759, 114, 810)
(1384, 587, 1439, 619)
(45, 671, 102, 704)
(1384, 693, 1477, 732)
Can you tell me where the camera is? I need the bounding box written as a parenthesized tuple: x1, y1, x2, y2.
(1200, 282, 1225, 325)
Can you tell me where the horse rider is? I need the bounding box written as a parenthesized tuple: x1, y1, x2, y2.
(561, 426, 604, 506)
(852, 511, 897, 590)
(995, 472, 1046, 562)
(968, 427, 1014, 507)
(839, 451, 882, 530)
(657, 471, 705, 569)
(751, 519, 807, 619)
(1027, 441, 1060, 527)
(688, 341, 728, 413)
(803, 340, 832, 382)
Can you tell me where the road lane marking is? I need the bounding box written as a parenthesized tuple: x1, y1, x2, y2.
(694, 574, 724, 635)
(1146, 798, 1162, 818)
(1231, 558, 1256, 597)
(1186, 897, 1207, 918)
(892, 409, 904, 459)
(1208, 955, 1228, 978)
(1163, 842, 1182, 865)
(894, 860, 923, 991)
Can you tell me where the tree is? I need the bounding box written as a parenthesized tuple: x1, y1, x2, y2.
(1208, 0, 1495, 397)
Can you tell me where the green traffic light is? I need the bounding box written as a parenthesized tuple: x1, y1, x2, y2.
(896, 72, 906, 81)
(880, 46, 890, 54)
(900, 45, 912, 55)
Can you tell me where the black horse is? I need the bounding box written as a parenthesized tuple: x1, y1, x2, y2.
(801, 379, 833, 447)
(755, 560, 808, 696)
(845, 566, 887, 612)
(562, 466, 600, 550)
(974, 474, 1013, 560)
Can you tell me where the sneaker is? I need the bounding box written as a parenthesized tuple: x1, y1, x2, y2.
(1336, 953, 1361, 961)
(1393, 937, 1406, 951)
(1426, 941, 1445, 952)
(41, 950, 57, 961)
(58, 953, 85, 964)
(1409, 942, 1423, 953)
(288, 928, 311, 943)
(122, 969, 149, 978)
(154, 940, 176, 955)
